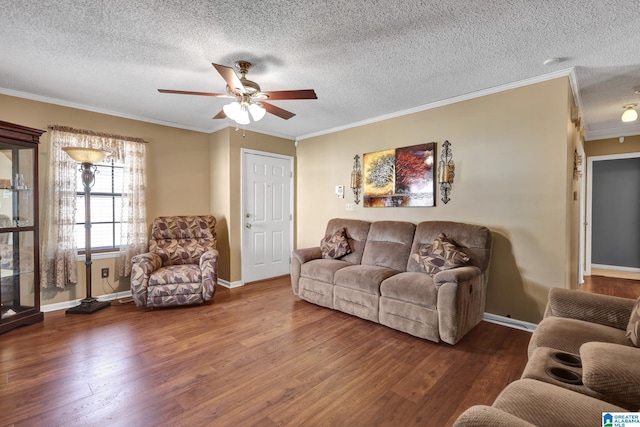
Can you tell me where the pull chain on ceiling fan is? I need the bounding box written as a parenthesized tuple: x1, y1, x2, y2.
(158, 60, 317, 125)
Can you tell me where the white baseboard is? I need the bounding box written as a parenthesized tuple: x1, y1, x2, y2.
(483, 313, 537, 332)
(42, 290, 133, 313)
(217, 279, 244, 289)
(591, 264, 640, 274)
(41, 280, 245, 312)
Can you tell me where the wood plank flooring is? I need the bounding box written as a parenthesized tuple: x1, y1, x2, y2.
(0, 276, 532, 427)
(581, 274, 640, 299)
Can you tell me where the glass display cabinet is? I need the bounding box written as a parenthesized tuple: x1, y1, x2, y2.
(0, 121, 44, 334)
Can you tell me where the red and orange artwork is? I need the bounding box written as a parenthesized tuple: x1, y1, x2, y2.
(363, 143, 435, 207)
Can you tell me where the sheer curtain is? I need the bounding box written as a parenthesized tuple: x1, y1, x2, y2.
(41, 126, 147, 289)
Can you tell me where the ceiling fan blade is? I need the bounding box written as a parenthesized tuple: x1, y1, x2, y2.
(158, 89, 232, 97)
(261, 89, 317, 100)
(262, 102, 296, 120)
(212, 63, 244, 93)
(213, 109, 226, 119)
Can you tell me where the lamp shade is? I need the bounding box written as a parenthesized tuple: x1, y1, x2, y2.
(622, 106, 638, 122)
(235, 109, 250, 125)
(248, 103, 266, 121)
(223, 101, 241, 121)
(62, 147, 110, 164)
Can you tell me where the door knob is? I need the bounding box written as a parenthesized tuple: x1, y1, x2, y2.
(245, 223, 252, 229)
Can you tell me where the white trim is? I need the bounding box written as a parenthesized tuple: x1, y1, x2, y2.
(591, 264, 640, 274)
(217, 279, 244, 289)
(297, 68, 576, 141)
(483, 313, 537, 332)
(578, 142, 586, 285)
(586, 152, 640, 275)
(585, 123, 640, 141)
(41, 290, 132, 312)
(76, 251, 119, 261)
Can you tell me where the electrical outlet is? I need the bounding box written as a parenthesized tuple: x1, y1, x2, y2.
(101, 268, 109, 278)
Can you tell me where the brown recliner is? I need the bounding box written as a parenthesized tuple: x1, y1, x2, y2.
(130, 215, 218, 308)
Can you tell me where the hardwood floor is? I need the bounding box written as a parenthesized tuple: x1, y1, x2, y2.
(1, 276, 531, 427)
(581, 274, 640, 299)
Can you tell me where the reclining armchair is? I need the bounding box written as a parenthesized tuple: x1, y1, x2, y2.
(131, 215, 218, 308)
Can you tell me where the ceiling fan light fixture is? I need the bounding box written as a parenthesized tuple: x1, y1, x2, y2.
(249, 103, 266, 121)
(622, 104, 638, 122)
(235, 108, 250, 125)
(223, 101, 242, 121)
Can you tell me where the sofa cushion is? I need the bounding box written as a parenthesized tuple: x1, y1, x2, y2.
(407, 221, 491, 273)
(334, 265, 399, 294)
(320, 227, 352, 259)
(627, 297, 640, 347)
(323, 218, 371, 265)
(412, 233, 470, 276)
(149, 264, 202, 286)
(380, 272, 437, 308)
(300, 258, 353, 284)
(491, 379, 626, 426)
(361, 221, 416, 271)
(580, 341, 640, 410)
(528, 316, 630, 357)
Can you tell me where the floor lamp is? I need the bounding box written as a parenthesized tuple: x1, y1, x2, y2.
(62, 147, 112, 314)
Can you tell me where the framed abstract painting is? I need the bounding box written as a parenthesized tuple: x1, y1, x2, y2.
(363, 143, 435, 207)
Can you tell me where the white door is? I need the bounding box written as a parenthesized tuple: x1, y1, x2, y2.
(242, 150, 293, 284)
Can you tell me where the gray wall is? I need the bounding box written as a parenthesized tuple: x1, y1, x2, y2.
(592, 157, 640, 268)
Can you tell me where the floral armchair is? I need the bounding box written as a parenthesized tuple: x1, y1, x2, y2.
(131, 215, 218, 308)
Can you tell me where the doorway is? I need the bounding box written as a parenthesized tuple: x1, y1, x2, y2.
(585, 152, 640, 279)
(241, 149, 293, 284)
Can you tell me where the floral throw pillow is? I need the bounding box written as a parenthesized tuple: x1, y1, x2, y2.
(627, 297, 640, 347)
(321, 227, 352, 259)
(412, 233, 470, 276)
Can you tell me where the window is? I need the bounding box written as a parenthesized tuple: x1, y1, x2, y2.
(42, 126, 147, 289)
(74, 160, 124, 252)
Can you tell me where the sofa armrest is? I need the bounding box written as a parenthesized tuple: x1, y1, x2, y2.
(454, 405, 535, 427)
(130, 252, 162, 307)
(545, 287, 635, 330)
(580, 341, 640, 410)
(200, 249, 219, 301)
(292, 247, 322, 264)
(434, 266, 482, 288)
(290, 247, 322, 295)
(435, 266, 485, 345)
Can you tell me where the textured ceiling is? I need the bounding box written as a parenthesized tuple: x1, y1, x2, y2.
(1, 0, 639, 140)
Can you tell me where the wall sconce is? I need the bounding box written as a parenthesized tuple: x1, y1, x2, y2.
(350, 154, 362, 205)
(573, 149, 583, 180)
(438, 140, 455, 204)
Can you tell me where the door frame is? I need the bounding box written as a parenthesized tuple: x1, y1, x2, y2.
(240, 148, 294, 285)
(585, 151, 640, 276)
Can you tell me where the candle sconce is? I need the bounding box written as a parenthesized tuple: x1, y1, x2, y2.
(350, 154, 362, 205)
(438, 140, 455, 204)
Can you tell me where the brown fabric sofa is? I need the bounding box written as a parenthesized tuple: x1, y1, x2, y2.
(291, 218, 492, 344)
(455, 288, 640, 426)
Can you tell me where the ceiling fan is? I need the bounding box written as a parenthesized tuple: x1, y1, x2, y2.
(158, 60, 317, 125)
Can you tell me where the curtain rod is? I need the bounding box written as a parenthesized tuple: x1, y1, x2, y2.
(47, 125, 148, 144)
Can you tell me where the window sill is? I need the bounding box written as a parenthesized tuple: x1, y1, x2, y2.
(76, 251, 119, 261)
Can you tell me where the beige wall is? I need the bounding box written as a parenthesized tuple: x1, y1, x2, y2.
(0, 94, 211, 305)
(584, 135, 640, 157)
(1, 77, 588, 319)
(210, 128, 295, 283)
(296, 78, 575, 323)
